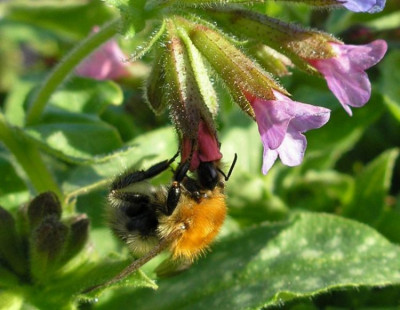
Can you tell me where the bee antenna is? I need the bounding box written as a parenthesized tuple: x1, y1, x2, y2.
(218, 153, 237, 181)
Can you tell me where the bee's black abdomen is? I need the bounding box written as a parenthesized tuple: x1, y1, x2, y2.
(125, 207, 158, 236)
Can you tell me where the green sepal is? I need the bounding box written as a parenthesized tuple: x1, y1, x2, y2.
(127, 20, 166, 62)
(163, 20, 215, 138)
(209, 9, 340, 75)
(145, 45, 168, 115)
(61, 214, 90, 265)
(30, 216, 69, 282)
(250, 44, 293, 77)
(27, 191, 61, 229)
(177, 26, 219, 118)
(181, 17, 287, 119)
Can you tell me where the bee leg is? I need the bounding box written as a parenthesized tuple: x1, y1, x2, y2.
(111, 152, 179, 190)
(165, 160, 191, 215)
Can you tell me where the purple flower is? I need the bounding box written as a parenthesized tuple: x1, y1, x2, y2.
(341, 0, 386, 13)
(307, 40, 387, 115)
(76, 27, 129, 80)
(248, 90, 330, 174)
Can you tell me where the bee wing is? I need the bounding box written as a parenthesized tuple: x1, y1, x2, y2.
(155, 256, 193, 277)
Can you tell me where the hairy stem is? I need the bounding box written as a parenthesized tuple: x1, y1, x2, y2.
(26, 19, 120, 125)
(0, 113, 62, 198)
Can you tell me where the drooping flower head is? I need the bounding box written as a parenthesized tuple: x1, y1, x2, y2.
(76, 27, 130, 80)
(306, 40, 387, 115)
(247, 90, 330, 174)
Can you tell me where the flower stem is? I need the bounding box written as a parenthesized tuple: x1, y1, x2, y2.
(25, 19, 120, 126)
(0, 113, 62, 198)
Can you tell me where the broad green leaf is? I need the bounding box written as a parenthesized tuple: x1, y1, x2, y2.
(282, 170, 354, 213)
(62, 127, 177, 196)
(380, 51, 400, 122)
(94, 213, 400, 310)
(342, 148, 399, 226)
(24, 120, 123, 163)
(0, 154, 29, 209)
(50, 77, 123, 115)
(15, 256, 156, 309)
(0, 291, 23, 310)
(6, 1, 115, 40)
(297, 90, 385, 169)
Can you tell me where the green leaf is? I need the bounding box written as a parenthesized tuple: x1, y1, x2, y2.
(6, 1, 115, 40)
(104, 0, 145, 38)
(24, 119, 123, 163)
(0, 291, 23, 310)
(343, 148, 399, 226)
(297, 89, 386, 169)
(62, 127, 177, 196)
(0, 154, 29, 209)
(50, 77, 123, 115)
(94, 213, 400, 309)
(380, 51, 400, 122)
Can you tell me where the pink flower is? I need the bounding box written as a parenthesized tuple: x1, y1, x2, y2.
(76, 27, 129, 80)
(181, 121, 222, 171)
(248, 90, 330, 174)
(341, 0, 385, 13)
(306, 40, 387, 115)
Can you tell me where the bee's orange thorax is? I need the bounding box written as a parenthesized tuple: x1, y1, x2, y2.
(158, 189, 226, 260)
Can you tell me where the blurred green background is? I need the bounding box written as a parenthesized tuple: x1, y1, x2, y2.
(0, 0, 399, 309)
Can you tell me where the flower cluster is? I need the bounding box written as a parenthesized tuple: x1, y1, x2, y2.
(78, 0, 387, 174)
(0, 192, 89, 285)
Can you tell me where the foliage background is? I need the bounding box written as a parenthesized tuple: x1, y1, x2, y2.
(0, 0, 399, 309)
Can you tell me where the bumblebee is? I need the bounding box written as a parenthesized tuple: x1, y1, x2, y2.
(107, 153, 236, 265)
(83, 153, 236, 293)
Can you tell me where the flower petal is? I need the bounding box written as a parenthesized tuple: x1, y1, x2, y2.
(308, 40, 387, 115)
(277, 128, 307, 167)
(76, 28, 129, 80)
(262, 148, 278, 175)
(252, 98, 293, 150)
(342, 0, 386, 13)
(197, 121, 222, 163)
(273, 91, 331, 132)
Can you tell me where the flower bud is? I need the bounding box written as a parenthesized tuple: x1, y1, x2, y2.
(27, 191, 61, 229)
(162, 20, 216, 140)
(180, 17, 287, 119)
(250, 45, 293, 77)
(61, 214, 90, 264)
(208, 9, 339, 74)
(30, 216, 68, 281)
(0, 206, 27, 276)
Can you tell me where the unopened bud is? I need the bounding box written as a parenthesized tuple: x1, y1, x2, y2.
(61, 214, 90, 264)
(161, 20, 216, 139)
(0, 207, 27, 276)
(30, 216, 68, 281)
(180, 17, 287, 119)
(209, 9, 339, 74)
(27, 191, 61, 229)
(250, 45, 293, 77)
